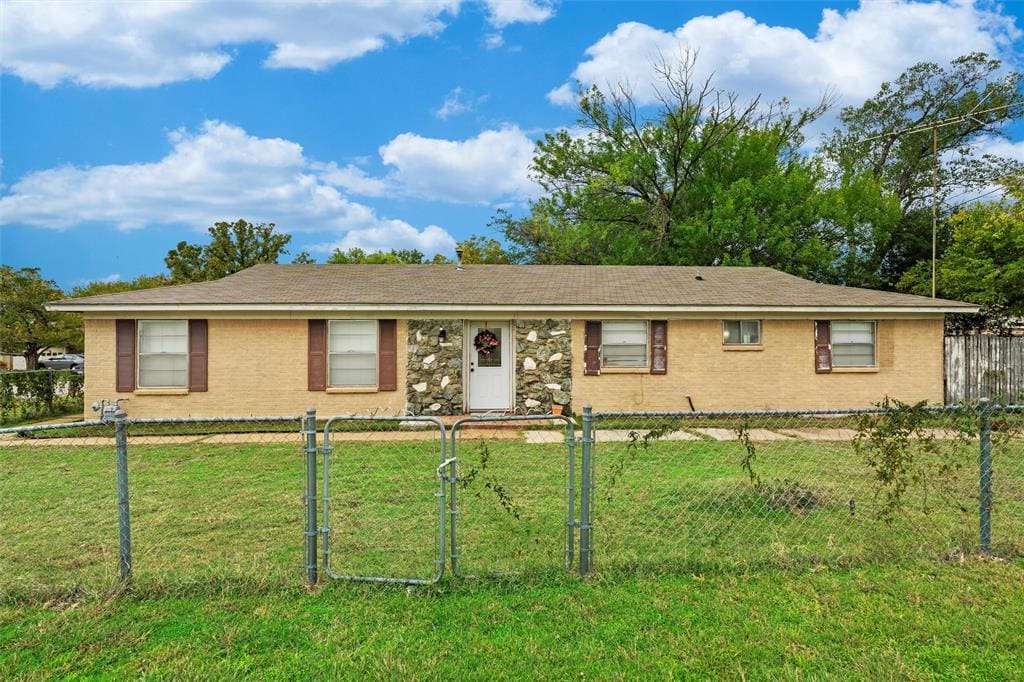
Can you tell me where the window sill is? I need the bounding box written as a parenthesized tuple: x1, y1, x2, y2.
(831, 366, 879, 374)
(600, 367, 650, 374)
(135, 388, 189, 396)
(722, 345, 763, 351)
(326, 386, 379, 394)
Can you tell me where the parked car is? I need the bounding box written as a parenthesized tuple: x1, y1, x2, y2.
(38, 354, 84, 371)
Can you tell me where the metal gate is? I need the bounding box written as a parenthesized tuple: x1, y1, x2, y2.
(448, 414, 577, 577)
(320, 415, 451, 584)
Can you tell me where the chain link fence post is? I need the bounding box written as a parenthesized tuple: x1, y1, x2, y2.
(978, 398, 993, 554)
(580, 404, 593, 576)
(303, 407, 319, 585)
(110, 402, 132, 584)
(566, 419, 576, 570)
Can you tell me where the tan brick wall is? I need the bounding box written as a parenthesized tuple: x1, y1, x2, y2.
(570, 318, 945, 411)
(84, 318, 408, 418)
(84, 315, 945, 417)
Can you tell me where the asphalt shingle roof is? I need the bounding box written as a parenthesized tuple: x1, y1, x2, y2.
(49, 264, 977, 310)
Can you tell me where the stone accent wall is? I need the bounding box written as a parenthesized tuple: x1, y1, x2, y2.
(515, 319, 572, 414)
(406, 319, 464, 415)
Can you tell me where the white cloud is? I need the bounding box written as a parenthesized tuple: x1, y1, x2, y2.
(0, 0, 555, 88)
(311, 125, 540, 204)
(378, 126, 538, 203)
(943, 135, 1024, 204)
(482, 0, 555, 28)
(972, 136, 1024, 162)
(313, 222, 456, 256)
(433, 86, 488, 119)
(548, 1, 1020, 112)
(315, 162, 392, 198)
(483, 32, 505, 49)
(546, 83, 576, 106)
(0, 120, 456, 254)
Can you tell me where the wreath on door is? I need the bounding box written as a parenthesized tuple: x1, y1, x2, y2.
(473, 329, 500, 356)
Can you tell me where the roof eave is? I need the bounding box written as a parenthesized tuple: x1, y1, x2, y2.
(46, 302, 980, 315)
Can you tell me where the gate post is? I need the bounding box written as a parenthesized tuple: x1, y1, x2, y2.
(978, 398, 993, 554)
(566, 419, 576, 570)
(580, 405, 593, 576)
(303, 407, 319, 585)
(111, 402, 132, 584)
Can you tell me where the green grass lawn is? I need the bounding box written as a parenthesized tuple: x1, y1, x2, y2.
(2, 561, 1023, 679)
(2, 429, 1024, 678)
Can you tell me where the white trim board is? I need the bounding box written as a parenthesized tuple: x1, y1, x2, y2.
(50, 303, 974, 316)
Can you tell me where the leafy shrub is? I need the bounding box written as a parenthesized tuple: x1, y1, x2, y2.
(0, 370, 84, 425)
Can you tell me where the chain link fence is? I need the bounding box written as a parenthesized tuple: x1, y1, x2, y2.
(320, 415, 448, 584)
(0, 409, 305, 602)
(2, 401, 1021, 602)
(1, 419, 118, 602)
(583, 402, 1024, 574)
(449, 415, 575, 578)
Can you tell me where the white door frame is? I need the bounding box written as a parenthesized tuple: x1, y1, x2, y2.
(464, 320, 515, 412)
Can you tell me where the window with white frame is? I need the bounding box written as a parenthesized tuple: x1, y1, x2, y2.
(138, 320, 188, 388)
(831, 320, 876, 367)
(328, 320, 378, 387)
(723, 320, 761, 345)
(601, 320, 648, 368)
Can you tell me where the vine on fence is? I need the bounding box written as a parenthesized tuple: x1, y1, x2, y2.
(601, 422, 684, 499)
(458, 441, 522, 520)
(736, 423, 824, 514)
(852, 398, 976, 524)
(0, 370, 84, 425)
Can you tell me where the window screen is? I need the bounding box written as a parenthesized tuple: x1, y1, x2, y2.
(602, 320, 648, 368)
(831, 320, 876, 367)
(328, 320, 378, 387)
(138, 320, 188, 388)
(723, 320, 761, 345)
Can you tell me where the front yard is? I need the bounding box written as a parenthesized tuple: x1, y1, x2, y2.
(2, 426, 1023, 677)
(2, 561, 1023, 678)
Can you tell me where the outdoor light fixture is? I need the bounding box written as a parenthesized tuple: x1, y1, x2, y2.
(439, 327, 447, 343)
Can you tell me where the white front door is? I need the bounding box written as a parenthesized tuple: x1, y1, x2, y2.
(468, 321, 512, 411)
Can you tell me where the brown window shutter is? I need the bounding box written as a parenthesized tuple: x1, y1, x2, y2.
(308, 319, 327, 391)
(188, 319, 208, 392)
(650, 320, 668, 375)
(814, 320, 832, 373)
(115, 319, 136, 392)
(584, 321, 602, 376)
(378, 319, 397, 391)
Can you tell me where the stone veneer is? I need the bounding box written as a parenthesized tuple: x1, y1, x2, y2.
(515, 319, 572, 414)
(406, 319, 464, 415)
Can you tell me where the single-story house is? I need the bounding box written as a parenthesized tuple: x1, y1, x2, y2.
(48, 264, 978, 418)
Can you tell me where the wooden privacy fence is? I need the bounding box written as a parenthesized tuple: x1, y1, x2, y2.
(946, 335, 1024, 404)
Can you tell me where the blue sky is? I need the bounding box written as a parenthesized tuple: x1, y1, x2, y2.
(1, 0, 1022, 288)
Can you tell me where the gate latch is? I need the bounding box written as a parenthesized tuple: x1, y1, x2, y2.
(437, 457, 456, 479)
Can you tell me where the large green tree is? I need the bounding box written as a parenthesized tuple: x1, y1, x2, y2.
(0, 267, 81, 368)
(821, 53, 1024, 288)
(165, 219, 292, 282)
(496, 56, 841, 280)
(326, 247, 438, 264)
(69, 273, 173, 299)
(457, 236, 517, 264)
(323, 237, 514, 265)
(898, 175, 1024, 332)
